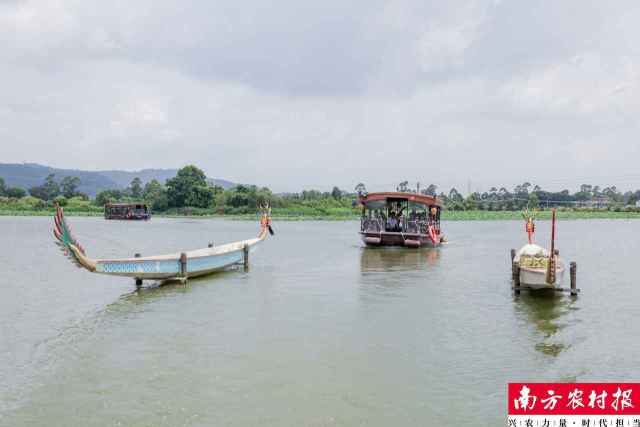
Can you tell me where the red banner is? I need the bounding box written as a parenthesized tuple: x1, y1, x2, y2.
(509, 383, 640, 416)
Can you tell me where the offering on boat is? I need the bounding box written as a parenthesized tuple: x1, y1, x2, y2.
(53, 204, 273, 282)
(513, 208, 564, 289)
(356, 191, 444, 248)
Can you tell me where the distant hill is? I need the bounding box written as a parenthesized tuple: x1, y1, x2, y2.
(0, 163, 119, 196)
(97, 169, 180, 189)
(0, 163, 236, 196)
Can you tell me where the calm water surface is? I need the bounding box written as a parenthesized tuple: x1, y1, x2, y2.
(1, 217, 639, 426)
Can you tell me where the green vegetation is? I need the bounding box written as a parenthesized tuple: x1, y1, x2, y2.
(441, 209, 640, 221)
(2, 169, 640, 220)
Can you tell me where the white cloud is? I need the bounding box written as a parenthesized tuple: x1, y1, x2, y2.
(1, 0, 640, 192)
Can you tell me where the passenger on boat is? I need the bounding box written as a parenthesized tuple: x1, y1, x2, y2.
(387, 213, 398, 231)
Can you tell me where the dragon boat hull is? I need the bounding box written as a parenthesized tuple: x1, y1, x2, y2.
(53, 205, 273, 282)
(94, 241, 260, 280)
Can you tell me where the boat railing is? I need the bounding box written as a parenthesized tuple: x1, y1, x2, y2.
(361, 217, 383, 233)
(406, 220, 431, 234)
(362, 217, 439, 235)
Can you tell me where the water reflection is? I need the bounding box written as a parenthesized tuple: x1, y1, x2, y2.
(111, 269, 239, 309)
(514, 292, 579, 357)
(359, 247, 441, 273)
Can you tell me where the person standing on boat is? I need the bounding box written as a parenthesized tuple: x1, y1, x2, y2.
(387, 213, 398, 231)
(397, 211, 404, 231)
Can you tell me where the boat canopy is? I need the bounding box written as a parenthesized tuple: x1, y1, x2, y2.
(357, 192, 442, 208)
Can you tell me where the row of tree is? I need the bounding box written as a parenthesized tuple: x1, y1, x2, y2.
(0, 177, 26, 198)
(5, 169, 640, 213)
(385, 182, 640, 211)
(95, 166, 279, 213)
(7, 174, 88, 202)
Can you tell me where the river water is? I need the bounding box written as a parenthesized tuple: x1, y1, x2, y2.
(1, 217, 638, 426)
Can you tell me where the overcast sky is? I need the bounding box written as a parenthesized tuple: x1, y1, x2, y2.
(1, 1, 639, 193)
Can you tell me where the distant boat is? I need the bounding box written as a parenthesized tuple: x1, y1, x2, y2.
(513, 208, 564, 289)
(104, 203, 151, 220)
(54, 205, 274, 282)
(356, 191, 445, 248)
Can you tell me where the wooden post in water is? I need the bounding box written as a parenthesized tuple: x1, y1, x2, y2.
(180, 252, 187, 280)
(511, 249, 520, 294)
(546, 209, 557, 285)
(243, 244, 249, 270)
(513, 264, 521, 294)
(134, 253, 142, 287)
(570, 262, 577, 295)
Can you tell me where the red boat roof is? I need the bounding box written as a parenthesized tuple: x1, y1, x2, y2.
(105, 203, 148, 207)
(357, 192, 442, 207)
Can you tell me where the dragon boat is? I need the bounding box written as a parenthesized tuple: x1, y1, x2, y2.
(53, 205, 273, 283)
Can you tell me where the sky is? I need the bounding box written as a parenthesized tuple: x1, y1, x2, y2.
(1, 0, 640, 193)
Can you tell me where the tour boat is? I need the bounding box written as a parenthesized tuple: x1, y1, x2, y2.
(104, 203, 151, 220)
(513, 209, 564, 289)
(357, 192, 444, 248)
(54, 205, 273, 283)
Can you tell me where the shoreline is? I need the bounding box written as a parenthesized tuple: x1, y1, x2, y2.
(2, 210, 640, 221)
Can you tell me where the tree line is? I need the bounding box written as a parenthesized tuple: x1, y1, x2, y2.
(387, 182, 640, 211)
(3, 169, 640, 214)
(0, 173, 87, 205)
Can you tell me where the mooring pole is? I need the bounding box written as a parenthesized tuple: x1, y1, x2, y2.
(134, 253, 142, 287)
(546, 209, 557, 285)
(570, 262, 577, 296)
(180, 252, 187, 281)
(243, 244, 249, 270)
(511, 249, 520, 294)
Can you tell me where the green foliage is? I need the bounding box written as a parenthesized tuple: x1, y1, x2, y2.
(423, 184, 437, 196)
(6, 168, 640, 221)
(143, 179, 168, 211)
(464, 193, 479, 210)
(29, 173, 61, 201)
(5, 187, 26, 198)
(60, 176, 81, 198)
(166, 165, 208, 208)
(128, 177, 143, 198)
(331, 186, 342, 200)
(185, 185, 215, 208)
(53, 195, 68, 207)
(95, 189, 125, 206)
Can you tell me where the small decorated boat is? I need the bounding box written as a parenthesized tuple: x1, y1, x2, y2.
(513, 208, 564, 289)
(104, 203, 151, 220)
(357, 191, 444, 248)
(54, 205, 273, 282)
